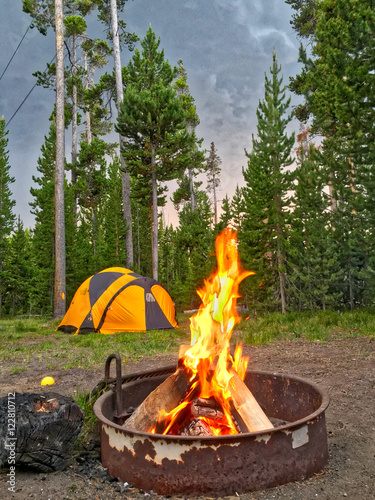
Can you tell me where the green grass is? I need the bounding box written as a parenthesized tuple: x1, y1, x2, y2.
(73, 389, 103, 447)
(10, 365, 27, 375)
(0, 317, 187, 368)
(1, 310, 373, 370)
(237, 309, 375, 345)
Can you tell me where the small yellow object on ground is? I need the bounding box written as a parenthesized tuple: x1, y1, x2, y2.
(41, 376, 55, 386)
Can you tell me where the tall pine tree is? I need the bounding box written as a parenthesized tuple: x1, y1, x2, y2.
(0, 117, 16, 316)
(116, 26, 194, 280)
(241, 50, 295, 314)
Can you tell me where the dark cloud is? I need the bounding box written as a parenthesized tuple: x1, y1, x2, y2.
(0, 0, 300, 228)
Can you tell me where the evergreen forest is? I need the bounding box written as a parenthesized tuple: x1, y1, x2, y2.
(0, 0, 374, 318)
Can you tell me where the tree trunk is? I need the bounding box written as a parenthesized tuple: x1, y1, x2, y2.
(84, 52, 92, 145)
(276, 223, 287, 314)
(213, 180, 218, 225)
(328, 171, 337, 212)
(189, 167, 195, 212)
(71, 32, 78, 217)
(349, 268, 354, 311)
(151, 145, 158, 281)
(110, 0, 133, 268)
(187, 124, 195, 212)
(54, 0, 66, 319)
(0, 253, 2, 318)
(137, 204, 141, 270)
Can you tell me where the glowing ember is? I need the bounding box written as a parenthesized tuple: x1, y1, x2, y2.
(153, 227, 255, 435)
(34, 399, 59, 413)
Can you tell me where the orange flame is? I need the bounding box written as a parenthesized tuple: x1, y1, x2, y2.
(154, 228, 254, 435)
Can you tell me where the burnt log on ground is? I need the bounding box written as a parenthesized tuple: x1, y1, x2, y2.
(0, 392, 85, 472)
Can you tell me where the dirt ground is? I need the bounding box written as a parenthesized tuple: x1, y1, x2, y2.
(1, 336, 374, 500)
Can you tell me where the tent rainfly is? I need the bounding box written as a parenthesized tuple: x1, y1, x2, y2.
(57, 267, 178, 334)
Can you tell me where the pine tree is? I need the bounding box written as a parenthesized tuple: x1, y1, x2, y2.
(206, 142, 222, 226)
(289, 0, 375, 309)
(158, 221, 176, 292)
(116, 26, 194, 280)
(285, 0, 318, 40)
(231, 185, 246, 231)
(173, 190, 214, 310)
(2, 218, 32, 315)
(29, 123, 57, 314)
(287, 128, 340, 310)
(215, 195, 232, 233)
(0, 117, 16, 316)
(101, 156, 127, 267)
(241, 50, 295, 314)
(172, 59, 205, 212)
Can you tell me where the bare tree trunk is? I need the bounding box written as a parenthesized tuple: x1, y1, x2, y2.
(328, 171, 337, 212)
(276, 224, 287, 314)
(54, 0, 66, 319)
(213, 180, 218, 225)
(71, 32, 78, 216)
(84, 52, 92, 145)
(188, 168, 195, 212)
(110, 0, 133, 268)
(151, 145, 158, 281)
(349, 268, 354, 311)
(136, 204, 141, 270)
(0, 253, 2, 318)
(187, 124, 195, 212)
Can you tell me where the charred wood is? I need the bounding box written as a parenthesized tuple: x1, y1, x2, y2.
(179, 418, 214, 437)
(191, 397, 224, 421)
(0, 392, 84, 472)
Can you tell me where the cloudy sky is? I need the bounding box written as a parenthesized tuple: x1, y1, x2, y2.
(0, 0, 301, 228)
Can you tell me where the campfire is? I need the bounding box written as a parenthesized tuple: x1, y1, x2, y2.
(123, 227, 274, 436)
(94, 226, 330, 496)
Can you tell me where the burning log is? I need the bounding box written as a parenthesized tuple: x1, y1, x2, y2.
(122, 366, 196, 432)
(228, 369, 273, 432)
(179, 418, 214, 437)
(0, 392, 84, 472)
(191, 397, 224, 421)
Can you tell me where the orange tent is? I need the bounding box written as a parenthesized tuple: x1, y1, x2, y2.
(57, 267, 177, 334)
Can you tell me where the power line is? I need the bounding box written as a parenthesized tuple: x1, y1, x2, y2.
(5, 55, 57, 129)
(5, 83, 37, 129)
(0, 23, 32, 82)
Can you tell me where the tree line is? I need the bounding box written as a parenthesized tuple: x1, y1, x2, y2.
(0, 0, 374, 318)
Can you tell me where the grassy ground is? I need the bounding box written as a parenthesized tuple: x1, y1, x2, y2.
(1, 309, 374, 372)
(0, 316, 189, 373)
(237, 308, 375, 345)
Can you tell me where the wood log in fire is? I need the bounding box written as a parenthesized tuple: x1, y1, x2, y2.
(191, 397, 224, 421)
(228, 369, 273, 432)
(122, 366, 195, 432)
(179, 417, 214, 437)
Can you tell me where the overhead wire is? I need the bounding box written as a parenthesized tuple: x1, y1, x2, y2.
(5, 55, 57, 129)
(0, 23, 32, 82)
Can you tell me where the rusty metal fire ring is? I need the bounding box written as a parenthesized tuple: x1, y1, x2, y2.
(94, 364, 329, 497)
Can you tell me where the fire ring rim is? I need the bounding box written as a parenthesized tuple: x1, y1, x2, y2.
(94, 367, 330, 439)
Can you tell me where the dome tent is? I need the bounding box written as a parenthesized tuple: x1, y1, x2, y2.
(57, 267, 178, 334)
